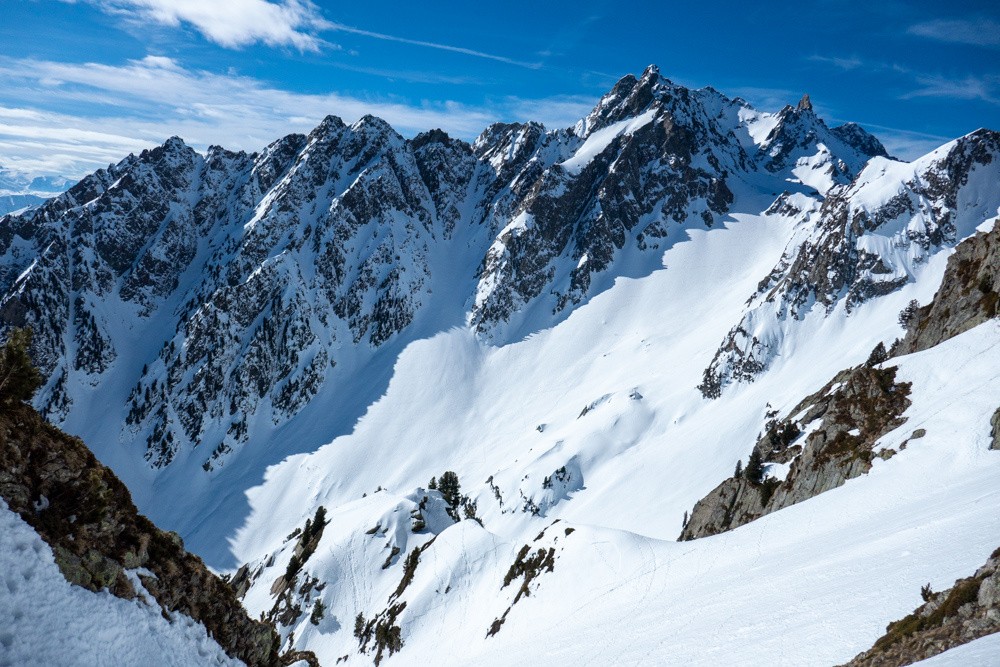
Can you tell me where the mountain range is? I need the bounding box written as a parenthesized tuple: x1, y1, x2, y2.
(1, 65, 999, 666)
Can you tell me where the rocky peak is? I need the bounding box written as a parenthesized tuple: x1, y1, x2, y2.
(410, 128, 460, 151)
(577, 66, 670, 135)
(351, 114, 400, 139)
(142, 135, 196, 166)
(796, 93, 813, 112)
(830, 122, 889, 159)
(310, 114, 347, 138)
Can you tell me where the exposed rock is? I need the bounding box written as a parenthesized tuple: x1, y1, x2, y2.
(0, 400, 279, 666)
(897, 218, 1000, 355)
(991, 408, 1000, 451)
(682, 363, 911, 540)
(843, 547, 1000, 666)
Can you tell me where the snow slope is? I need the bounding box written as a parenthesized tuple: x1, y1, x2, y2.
(916, 633, 1000, 666)
(226, 199, 1000, 663)
(0, 500, 242, 667)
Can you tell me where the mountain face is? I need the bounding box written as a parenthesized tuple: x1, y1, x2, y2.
(2, 66, 1000, 666)
(699, 129, 1000, 397)
(0, 66, 890, 475)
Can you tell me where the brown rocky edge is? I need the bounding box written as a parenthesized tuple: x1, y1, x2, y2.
(0, 398, 281, 666)
(843, 547, 1000, 666)
(895, 218, 1000, 356)
(679, 362, 912, 540)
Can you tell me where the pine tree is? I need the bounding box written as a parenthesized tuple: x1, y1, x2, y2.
(746, 448, 765, 484)
(0, 328, 41, 404)
(438, 471, 461, 509)
(734, 459, 743, 479)
(898, 299, 920, 328)
(310, 599, 325, 625)
(354, 612, 366, 639)
(865, 341, 888, 367)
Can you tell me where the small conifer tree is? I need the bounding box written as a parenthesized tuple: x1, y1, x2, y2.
(746, 448, 765, 484)
(898, 299, 920, 328)
(438, 471, 461, 509)
(734, 459, 743, 478)
(310, 599, 326, 625)
(354, 613, 366, 639)
(865, 341, 888, 367)
(0, 328, 41, 404)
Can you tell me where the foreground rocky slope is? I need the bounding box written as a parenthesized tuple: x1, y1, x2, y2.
(681, 360, 912, 540)
(0, 387, 279, 665)
(845, 548, 1000, 666)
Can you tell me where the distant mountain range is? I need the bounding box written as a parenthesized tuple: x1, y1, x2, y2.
(0, 165, 71, 215)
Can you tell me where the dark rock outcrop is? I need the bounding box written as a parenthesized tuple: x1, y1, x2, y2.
(0, 400, 280, 666)
(681, 363, 911, 540)
(991, 408, 1000, 451)
(844, 547, 1000, 666)
(897, 218, 1000, 355)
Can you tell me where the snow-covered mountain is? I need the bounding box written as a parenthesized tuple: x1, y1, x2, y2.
(1, 65, 999, 666)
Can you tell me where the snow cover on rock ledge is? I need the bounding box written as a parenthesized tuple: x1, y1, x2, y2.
(0, 500, 241, 667)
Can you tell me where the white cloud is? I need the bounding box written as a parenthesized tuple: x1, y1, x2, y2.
(903, 74, 1000, 105)
(67, 0, 331, 50)
(908, 18, 1000, 48)
(0, 55, 597, 178)
(68, 0, 542, 67)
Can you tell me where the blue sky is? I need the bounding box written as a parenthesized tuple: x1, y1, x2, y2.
(1, 0, 998, 177)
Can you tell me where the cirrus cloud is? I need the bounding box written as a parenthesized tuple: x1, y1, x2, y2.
(0, 54, 596, 178)
(908, 18, 1000, 48)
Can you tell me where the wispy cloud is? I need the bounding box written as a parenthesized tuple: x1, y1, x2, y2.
(66, 0, 331, 51)
(807, 55, 864, 71)
(903, 74, 1000, 105)
(809, 53, 1000, 106)
(0, 55, 596, 177)
(325, 22, 542, 69)
(908, 18, 1000, 48)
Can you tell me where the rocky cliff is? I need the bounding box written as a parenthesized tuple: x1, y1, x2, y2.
(681, 361, 911, 540)
(844, 548, 1000, 666)
(897, 218, 1000, 355)
(700, 130, 1000, 397)
(0, 398, 280, 666)
(683, 214, 1000, 541)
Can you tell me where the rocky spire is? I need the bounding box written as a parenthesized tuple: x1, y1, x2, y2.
(797, 94, 813, 112)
